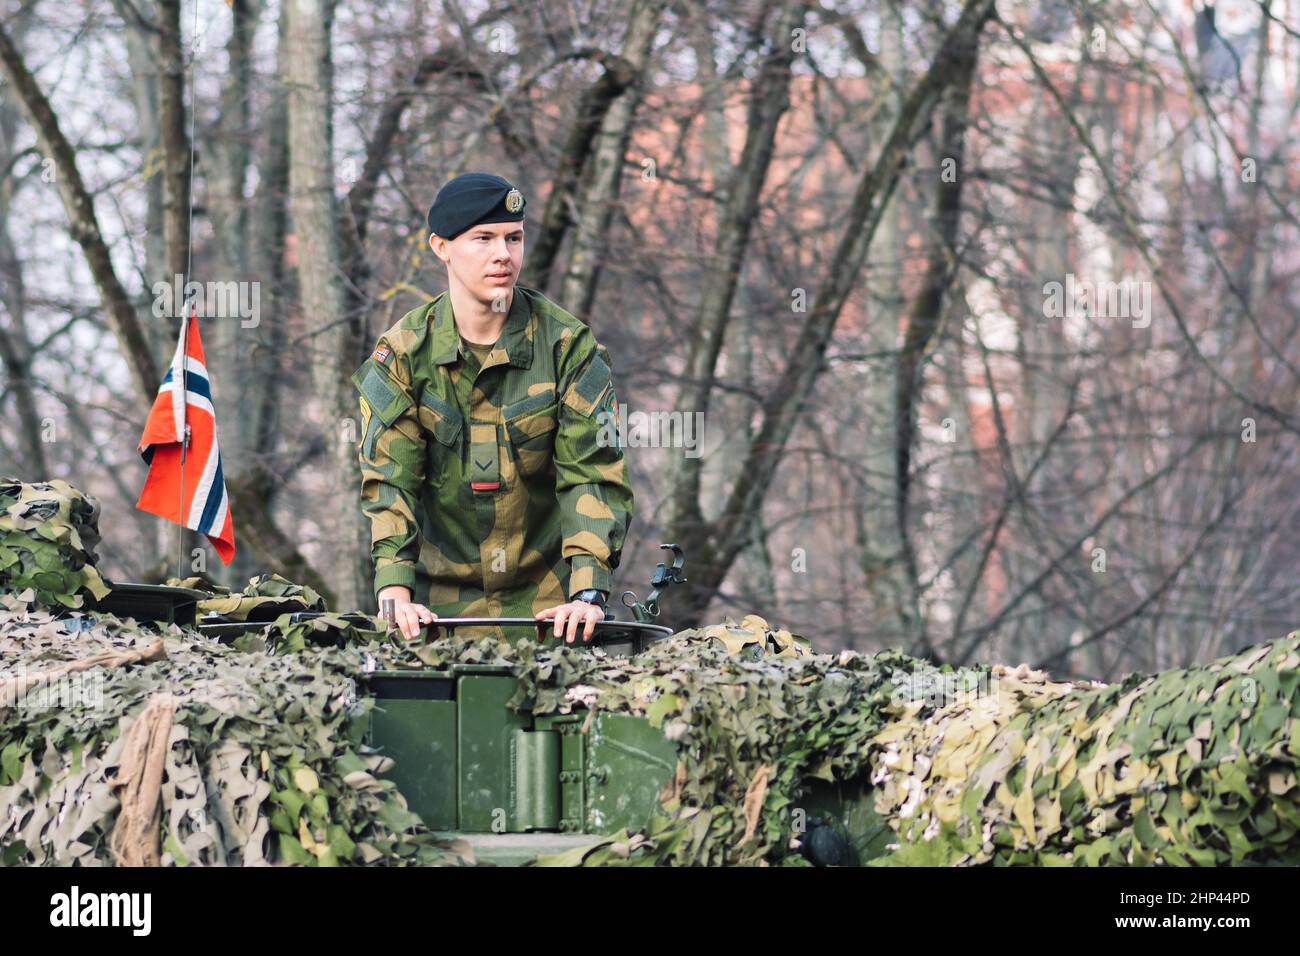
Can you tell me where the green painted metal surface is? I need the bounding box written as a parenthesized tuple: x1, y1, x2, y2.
(366, 673, 458, 830)
(584, 713, 677, 833)
(512, 729, 560, 830)
(91, 582, 207, 625)
(365, 668, 678, 855)
(457, 672, 528, 832)
(536, 714, 588, 832)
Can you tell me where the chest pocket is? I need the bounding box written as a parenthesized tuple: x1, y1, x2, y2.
(417, 387, 463, 476)
(504, 388, 558, 478)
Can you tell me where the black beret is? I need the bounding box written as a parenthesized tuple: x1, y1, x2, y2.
(427, 172, 526, 239)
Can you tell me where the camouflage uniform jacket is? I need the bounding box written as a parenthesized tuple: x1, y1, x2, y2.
(352, 286, 633, 617)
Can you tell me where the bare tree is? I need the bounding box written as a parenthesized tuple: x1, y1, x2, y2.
(2, 0, 1297, 678)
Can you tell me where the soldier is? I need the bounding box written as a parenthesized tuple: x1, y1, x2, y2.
(353, 172, 633, 644)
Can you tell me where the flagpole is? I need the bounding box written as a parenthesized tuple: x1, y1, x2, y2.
(177, 0, 201, 582)
(178, 309, 189, 581)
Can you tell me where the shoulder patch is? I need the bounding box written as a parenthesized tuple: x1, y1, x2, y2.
(372, 345, 392, 365)
(574, 354, 612, 404)
(352, 359, 412, 427)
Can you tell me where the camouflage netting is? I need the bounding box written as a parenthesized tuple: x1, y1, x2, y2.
(2, 477, 1299, 867)
(170, 573, 326, 622)
(0, 601, 471, 866)
(862, 649, 1300, 866)
(415, 626, 1300, 866)
(0, 478, 110, 609)
(7, 588, 1300, 867)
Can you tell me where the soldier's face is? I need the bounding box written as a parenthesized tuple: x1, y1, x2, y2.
(430, 222, 524, 305)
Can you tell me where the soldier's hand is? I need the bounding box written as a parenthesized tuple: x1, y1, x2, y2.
(378, 586, 437, 640)
(536, 600, 605, 644)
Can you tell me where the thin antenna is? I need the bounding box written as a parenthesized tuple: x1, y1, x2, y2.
(177, 0, 201, 582)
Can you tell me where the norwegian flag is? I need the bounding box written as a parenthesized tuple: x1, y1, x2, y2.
(135, 310, 236, 564)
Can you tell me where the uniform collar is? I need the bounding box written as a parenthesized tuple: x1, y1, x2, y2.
(431, 288, 533, 369)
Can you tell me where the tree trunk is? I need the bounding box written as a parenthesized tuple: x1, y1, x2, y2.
(519, 50, 639, 294)
(665, 0, 999, 628)
(892, 23, 982, 658)
(558, 0, 667, 324)
(0, 21, 159, 405)
(0, 92, 47, 478)
(156, 0, 191, 292)
(858, 3, 911, 652)
(285, 0, 365, 611)
(111, 0, 166, 353)
(659, 0, 809, 632)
